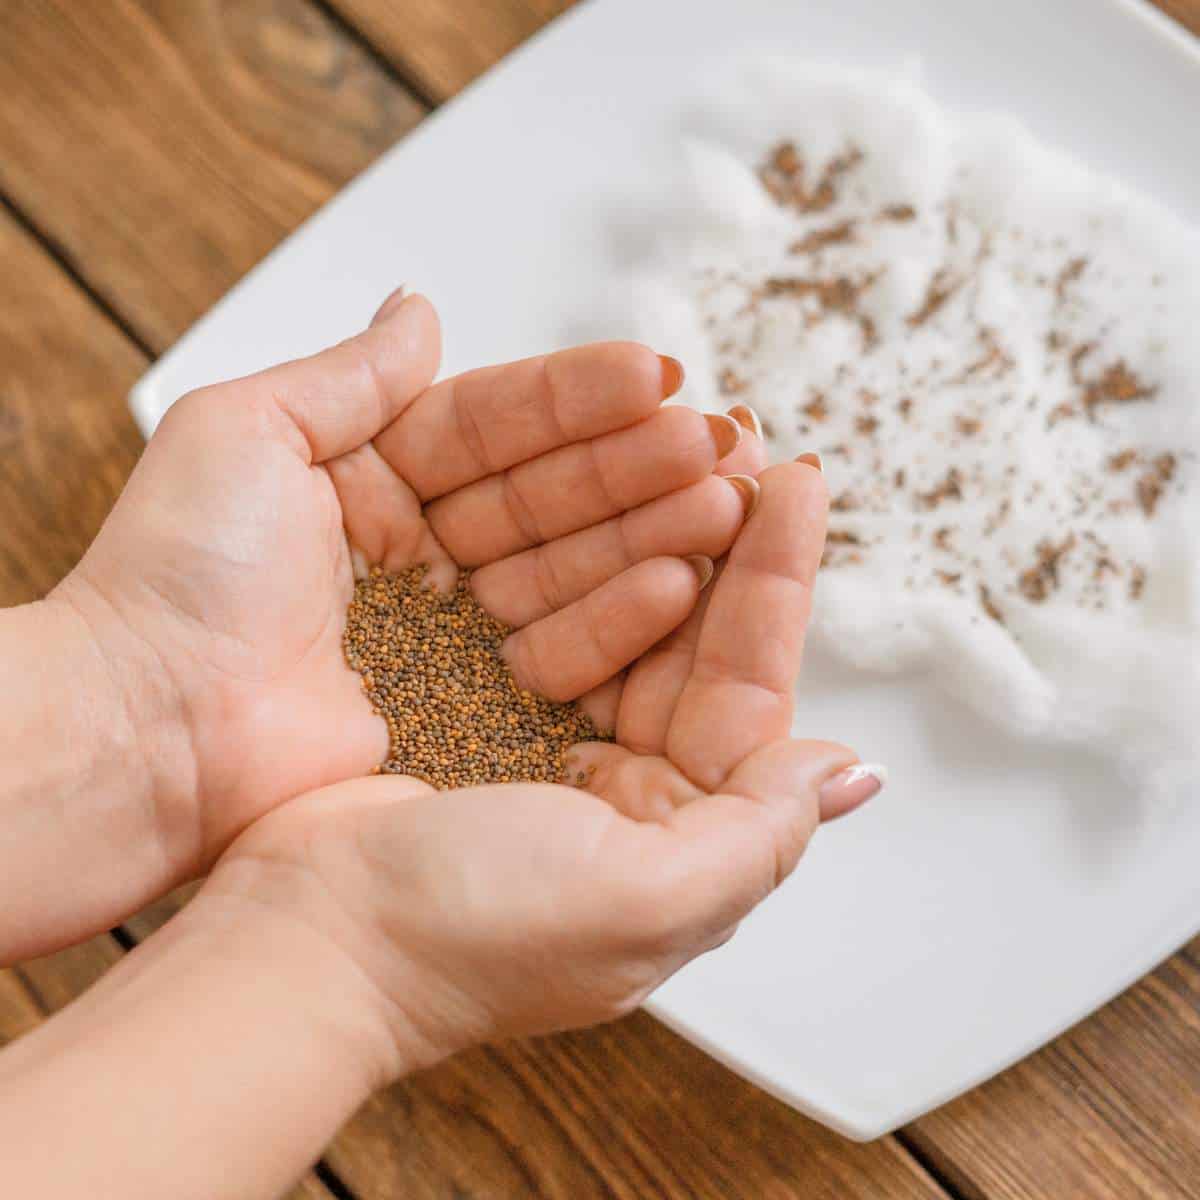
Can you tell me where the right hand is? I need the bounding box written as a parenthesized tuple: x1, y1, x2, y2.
(198, 463, 880, 1079)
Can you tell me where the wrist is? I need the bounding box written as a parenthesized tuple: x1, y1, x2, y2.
(146, 879, 404, 1097)
(0, 588, 194, 961)
(199, 841, 447, 1089)
(0, 856, 397, 1199)
(49, 571, 200, 873)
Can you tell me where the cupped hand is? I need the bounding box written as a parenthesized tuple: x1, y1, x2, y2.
(202, 463, 882, 1076)
(59, 292, 752, 879)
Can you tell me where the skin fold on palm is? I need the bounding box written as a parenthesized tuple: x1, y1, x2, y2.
(57, 292, 760, 883)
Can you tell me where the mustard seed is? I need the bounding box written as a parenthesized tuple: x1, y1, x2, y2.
(343, 565, 611, 789)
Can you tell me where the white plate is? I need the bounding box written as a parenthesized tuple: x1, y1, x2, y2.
(130, 0, 1200, 1140)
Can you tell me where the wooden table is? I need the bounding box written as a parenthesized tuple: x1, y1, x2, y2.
(1, 3, 1198, 1196)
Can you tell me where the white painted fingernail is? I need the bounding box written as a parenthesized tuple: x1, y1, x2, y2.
(818, 762, 887, 821)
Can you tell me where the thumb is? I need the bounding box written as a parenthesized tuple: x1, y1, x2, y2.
(655, 739, 879, 943)
(369, 285, 409, 327)
(233, 290, 442, 464)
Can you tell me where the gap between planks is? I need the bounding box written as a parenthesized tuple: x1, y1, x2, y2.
(895, 1130, 976, 1200)
(0, 191, 156, 362)
(309, 0, 444, 109)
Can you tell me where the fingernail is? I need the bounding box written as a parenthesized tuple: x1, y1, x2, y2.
(683, 554, 715, 590)
(659, 354, 685, 399)
(818, 762, 887, 821)
(705, 412, 742, 459)
(726, 403, 763, 439)
(370, 285, 408, 327)
(348, 541, 371, 580)
(725, 473, 760, 519)
(795, 451, 823, 471)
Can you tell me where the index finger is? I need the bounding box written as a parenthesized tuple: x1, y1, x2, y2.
(666, 461, 828, 792)
(373, 342, 681, 501)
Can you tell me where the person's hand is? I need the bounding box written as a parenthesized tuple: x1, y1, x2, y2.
(56, 292, 754, 884)
(199, 462, 884, 1078)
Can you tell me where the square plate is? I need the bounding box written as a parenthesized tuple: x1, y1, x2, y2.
(130, 0, 1200, 1139)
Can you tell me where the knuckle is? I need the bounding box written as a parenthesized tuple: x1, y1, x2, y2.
(586, 438, 625, 514)
(501, 470, 543, 545)
(579, 589, 624, 669)
(159, 384, 217, 431)
(452, 378, 493, 475)
(658, 406, 716, 467)
(532, 546, 567, 615)
(537, 355, 574, 442)
(614, 341, 665, 408)
(611, 508, 640, 568)
(504, 628, 564, 702)
(653, 402, 702, 442)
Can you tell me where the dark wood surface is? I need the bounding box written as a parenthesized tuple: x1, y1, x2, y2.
(325, 0, 572, 102)
(0, 0, 425, 351)
(1, 1, 1198, 1197)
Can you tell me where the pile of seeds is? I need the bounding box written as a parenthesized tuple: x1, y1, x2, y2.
(343, 565, 611, 789)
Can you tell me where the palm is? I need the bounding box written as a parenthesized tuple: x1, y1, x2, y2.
(77, 295, 750, 859)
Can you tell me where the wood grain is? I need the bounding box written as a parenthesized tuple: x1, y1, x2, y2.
(325, 0, 573, 102)
(321, 0, 1200, 107)
(0, 970, 42, 1049)
(1153, 0, 1200, 35)
(904, 936, 1200, 1199)
(0, 940, 120, 1056)
(121, 884, 947, 1199)
(0, 0, 425, 352)
(326, 1017, 945, 1199)
(0, 207, 144, 606)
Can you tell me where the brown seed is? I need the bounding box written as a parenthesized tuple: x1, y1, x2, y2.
(344, 564, 611, 789)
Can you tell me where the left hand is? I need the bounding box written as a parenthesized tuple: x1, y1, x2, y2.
(57, 292, 750, 884)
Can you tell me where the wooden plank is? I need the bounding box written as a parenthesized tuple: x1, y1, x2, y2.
(120, 851, 962, 1199)
(122, 884, 945, 1198)
(324, 0, 573, 103)
(0, 208, 144, 605)
(16, 937, 125, 1015)
(1, 938, 119, 1056)
(323, 0, 1200, 107)
(123, 884, 204, 941)
(903, 936, 1200, 1199)
(1153, 0, 1200, 35)
(0, 0, 426, 351)
(327, 1016, 946, 1199)
(0, 970, 42, 1048)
